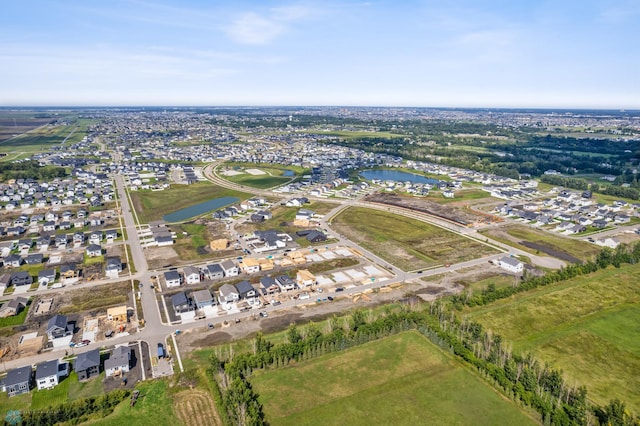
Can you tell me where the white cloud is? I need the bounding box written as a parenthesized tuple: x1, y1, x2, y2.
(226, 12, 286, 45)
(225, 3, 318, 45)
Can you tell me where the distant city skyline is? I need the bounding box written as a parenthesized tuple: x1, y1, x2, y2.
(1, 0, 639, 108)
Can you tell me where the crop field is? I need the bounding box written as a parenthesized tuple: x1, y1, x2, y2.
(174, 389, 221, 426)
(251, 331, 535, 426)
(129, 182, 251, 223)
(480, 224, 599, 262)
(0, 118, 92, 159)
(331, 207, 498, 271)
(467, 263, 640, 412)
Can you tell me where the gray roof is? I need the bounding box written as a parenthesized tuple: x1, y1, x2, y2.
(171, 292, 189, 307)
(35, 359, 59, 380)
(104, 346, 130, 371)
(47, 314, 67, 332)
(220, 259, 236, 270)
(192, 289, 213, 305)
(500, 256, 522, 267)
(75, 349, 100, 371)
(5, 365, 32, 387)
(206, 263, 223, 274)
(235, 280, 254, 295)
(183, 265, 200, 277)
(219, 283, 238, 298)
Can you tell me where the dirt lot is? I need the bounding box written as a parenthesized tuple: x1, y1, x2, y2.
(365, 192, 495, 226)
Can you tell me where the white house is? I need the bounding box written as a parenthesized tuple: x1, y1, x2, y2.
(220, 259, 239, 277)
(164, 270, 182, 288)
(497, 256, 524, 274)
(35, 359, 68, 390)
(183, 266, 201, 285)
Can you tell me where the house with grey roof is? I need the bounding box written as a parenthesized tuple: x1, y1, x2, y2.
(75, 349, 100, 381)
(4, 365, 32, 397)
(497, 256, 524, 274)
(35, 359, 68, 390)
(105, 346, 131, 378)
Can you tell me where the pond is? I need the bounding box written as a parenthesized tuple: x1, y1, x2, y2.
(360, 169, 440, 185)
(163, 196, 240, 222)
(282, 170, 295, 177)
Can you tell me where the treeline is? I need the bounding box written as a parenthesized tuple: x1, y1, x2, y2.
(0, 160, 67, 181)
(541, 175, 640, 200)
(206, 303, 638, 426)
(14, 389, 129, 425)
(451, 243, 640, 308)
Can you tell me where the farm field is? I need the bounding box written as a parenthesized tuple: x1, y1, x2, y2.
(0, 118, 92, 159)
(467, 263, 640, 413)
(129, 182, 252, 223)
(251, 331, 536, 426)
(480, 224, 600, 263)
(331, 207, 498, 271)
(223, 172, 290, 189)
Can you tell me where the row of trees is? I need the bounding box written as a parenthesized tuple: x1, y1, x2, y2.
(540, 175, 640, 200)
(206, 298, 638, 426)
(16, 389, 129, 425)
(0, 160, 67, 181)
(451, 243, 640, 308)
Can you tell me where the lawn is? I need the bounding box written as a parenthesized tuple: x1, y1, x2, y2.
(331, 207, 498, 271)
(129, 182, 252, 223)
(480, 224, 600, 262)
(0, 300, 30, 327)
(88, 380, 178, 426)
(31, 378, 70, 409)
(224, 173, 290, 189)
(251, 331, 536, 426)
(468, 263, 640, 412)
(67, 371, 105, 401)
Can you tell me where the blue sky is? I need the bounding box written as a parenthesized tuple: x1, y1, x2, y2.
(1, 0, 639, 107)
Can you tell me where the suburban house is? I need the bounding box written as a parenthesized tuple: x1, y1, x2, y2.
(85, 244, 102, 257)
(241, 257, 260, 274)
(0, 297, 28, 318)
(220, 259, 239, 277)
(183, 266, 201, 284)
(276, 275, 296, 292)
(0, 273, 10, 294)
(235, 280, 257, 300)
(497, 256, 524, 274)
(105, 257, 123, 275)
(4, 254, 23, 268)
(105, 346, 131, 378)
(11, 271, 33, 288)
(105, 229, 118, 242)
(75, 349, 101, 381)
(205, 263, 224, 280)
(218, 283, 239, 304)
(171, 292, 192, 314)
(296, 230, 327, 243)
(47, 314, 73, 347)
(260, 276, 280, 294)
(192, 289, 215, 310)
(60, 263, 78, 280)
(35, 359, 68, 390)
(164, 270, 182, 288)
(4, 365, 32, 397)
(25, 253, 44, 265)
(38, 269, 56, 286)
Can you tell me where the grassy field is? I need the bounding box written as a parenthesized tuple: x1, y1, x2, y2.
(426, 189, 493, 204)
(31, 378, 70, 409)
(0, 118, 92, 157)
(251, 331, 536, 426)
(306, 130, 405, 139)
(238, 201, 337, 236)
(467, 263, 640, 412)
(89, 380, 177, 426)
(129, 182, 252, 223)
(480, 224, 600, 262)
(331, 207, 498, 271)
(223, 173, 291, 189)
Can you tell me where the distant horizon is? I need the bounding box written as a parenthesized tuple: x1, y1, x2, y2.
(1, 105, 639, 112)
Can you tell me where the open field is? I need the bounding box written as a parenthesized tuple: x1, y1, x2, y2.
(129, 182, 252, 223)
(467, 263, 640, 412)
(0, 118, 93, 158)
(331, 207, 498, 271)
(90, 380, 177, 426)
(31, 377, 70, 409)
(174, 389, 221, 426)
(426, 189, 493, 204)
(223, 173, 290, 189)
(307, 129, 405, 139)
(238, 201, 337, 236)
(251, 331, 536, 426)
(480, 224, 600, 262)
